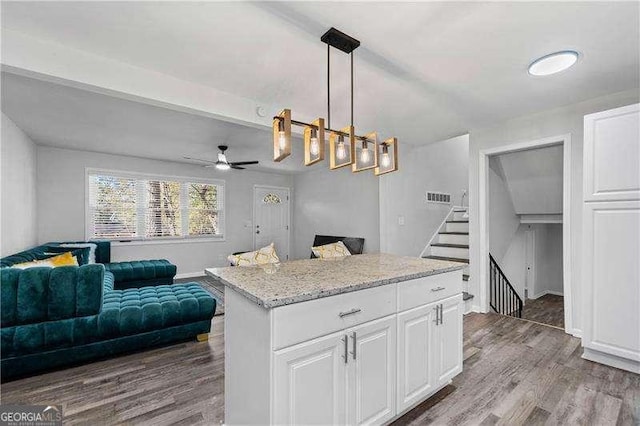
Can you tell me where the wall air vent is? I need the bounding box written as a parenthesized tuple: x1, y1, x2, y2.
(426, 191, 451, 204)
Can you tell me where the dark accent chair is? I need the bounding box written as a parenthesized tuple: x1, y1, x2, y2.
(310, 235, 365, 258)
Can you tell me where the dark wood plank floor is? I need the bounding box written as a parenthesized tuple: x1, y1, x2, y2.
(2, 313, 638, 425)
(521, 294, 565, 329)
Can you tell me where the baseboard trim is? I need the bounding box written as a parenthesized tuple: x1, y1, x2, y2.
(529, 290, 564, 299)
(175, 272, 206, 279)
(582, 347, 640, 374)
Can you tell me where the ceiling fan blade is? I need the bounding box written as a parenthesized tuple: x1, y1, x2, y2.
(230, 161, 259, 166)
(230, 165, 246, 170)
(183, 156, 216, 164)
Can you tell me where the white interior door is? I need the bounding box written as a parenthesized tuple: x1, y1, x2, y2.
(525, 229, 536, 299)
(253, 186, 290, 261)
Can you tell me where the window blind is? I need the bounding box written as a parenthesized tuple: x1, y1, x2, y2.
(87, 171, 224, 241)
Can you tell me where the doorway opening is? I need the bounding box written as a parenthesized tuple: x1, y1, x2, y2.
(479, 134, 573, 334)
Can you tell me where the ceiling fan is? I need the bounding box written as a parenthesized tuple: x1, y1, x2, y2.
(184, 145, 259, 170)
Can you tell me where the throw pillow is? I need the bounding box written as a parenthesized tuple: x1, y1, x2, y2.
(12, 251, 79, 269)
(228, 243, 280, 266)
(312, 241, 352, 259)
(42, 246, 91, 265)
(60, 243, 98, 264)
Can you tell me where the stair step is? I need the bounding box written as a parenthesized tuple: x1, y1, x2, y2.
(446, 220, 469, 223)
(463, 274, 470, 281)
(453, 209, 467, 212)
(439, 232, 469, 235)
(423, 255, 470, 264)
(463, 292, 474, 301)
(431, 243, 469, 249)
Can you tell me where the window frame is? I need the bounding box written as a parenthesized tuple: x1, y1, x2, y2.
(85, 168, 225, 245)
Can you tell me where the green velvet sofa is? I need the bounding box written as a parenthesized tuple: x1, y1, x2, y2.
(0, 243, 215, 381)
(0, 240, 178, 290)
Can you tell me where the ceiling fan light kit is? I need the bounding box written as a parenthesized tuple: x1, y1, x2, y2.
(272, 27, 398, 176)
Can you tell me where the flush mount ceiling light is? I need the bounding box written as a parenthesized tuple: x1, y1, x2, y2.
(273, 27, 398, 176)
(528, 51, 579, 76)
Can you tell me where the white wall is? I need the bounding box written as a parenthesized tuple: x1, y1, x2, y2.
(36, 146, 293, 275)
(500, 223, 563, 301)
(380, 134, 469, 256)
(292, 165, 380, 259)
(469, 88, 640, 334)
(497, 145, 564, 214)
(1, 112, 37, 256)
(488, 157, 520, 260)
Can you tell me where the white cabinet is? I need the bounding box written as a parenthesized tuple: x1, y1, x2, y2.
(582, 104, 640, 374)
(397, 303, 437, 412)
(348, 316, 396, 425)
(274, 315, 397, 426)
(397, 295, 463, 413)
(273, 331, 347, 425)
(223, 269, 464, 425)
(436, 296, 464, 384)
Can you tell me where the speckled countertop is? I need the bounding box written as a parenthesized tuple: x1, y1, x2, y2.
(205, 253, 464, 309)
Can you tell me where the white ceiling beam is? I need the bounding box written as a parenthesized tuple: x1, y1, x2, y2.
(0, 29, 277, 132)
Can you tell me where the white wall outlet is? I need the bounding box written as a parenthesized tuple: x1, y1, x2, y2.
(398, 215, 405, 226)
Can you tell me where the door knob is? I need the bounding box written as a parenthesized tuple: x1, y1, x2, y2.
(256, 230, 260, 234)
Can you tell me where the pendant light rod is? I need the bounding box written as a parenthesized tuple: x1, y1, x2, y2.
(351, 51, 354, 128)
(327, 43, 331, 129)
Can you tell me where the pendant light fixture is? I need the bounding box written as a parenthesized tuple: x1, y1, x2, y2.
(272, 27, 398, 176)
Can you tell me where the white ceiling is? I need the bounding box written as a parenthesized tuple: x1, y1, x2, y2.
(1, 72, 305, 173)
(1, 2, 638, 158)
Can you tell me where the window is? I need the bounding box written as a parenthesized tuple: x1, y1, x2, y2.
(88, 170, 224, 241)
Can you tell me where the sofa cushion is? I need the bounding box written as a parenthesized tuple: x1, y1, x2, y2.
(104, 260, 176, 283)
(1, 264, 105, 328)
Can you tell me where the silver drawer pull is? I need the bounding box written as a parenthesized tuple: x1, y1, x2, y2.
(339, 308, 362, 318)
(431, 287, 446, 292)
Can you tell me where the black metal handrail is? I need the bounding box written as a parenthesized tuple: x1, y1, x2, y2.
(489, 254, 523, 318)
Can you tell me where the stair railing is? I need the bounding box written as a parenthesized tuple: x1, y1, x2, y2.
(489, 254, 523, 318)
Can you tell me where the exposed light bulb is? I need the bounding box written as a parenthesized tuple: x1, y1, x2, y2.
(278, 131, 287, 151)
(336, 137, 347, 160)
(380, 152, 391, 167)
(360, 147, 371, 163)
(360, 141, 371, 164)
(310, 137, 319, 156)
(216, 162, 231, 171)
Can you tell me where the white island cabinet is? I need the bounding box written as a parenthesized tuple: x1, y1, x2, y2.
(206, 253, 464, 425)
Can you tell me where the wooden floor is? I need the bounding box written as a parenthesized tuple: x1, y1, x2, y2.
(521, 294, 565, 329)
(2, 313, 638, 425)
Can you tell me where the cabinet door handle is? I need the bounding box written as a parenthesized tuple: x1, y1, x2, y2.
(351, 332, 357, 360)
(433, 306, 439, 324)
(439, 304, 443, 325)
(342, 335, 349, 364)
(431, 286, 446, 292)
(339, 308, 362, 318)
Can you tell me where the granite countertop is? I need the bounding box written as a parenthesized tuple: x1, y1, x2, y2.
(205, 253, 464, 309)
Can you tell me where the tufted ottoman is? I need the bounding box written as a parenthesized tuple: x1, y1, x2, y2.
(100, 283, 215, 341)
(104, 259, 177, 289)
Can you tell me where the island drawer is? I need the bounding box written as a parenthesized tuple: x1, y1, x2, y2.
(271, 283, 397, 350)
(397, 270, 462, 312)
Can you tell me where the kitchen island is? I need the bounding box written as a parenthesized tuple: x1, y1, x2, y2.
(205, 253, 465, 425)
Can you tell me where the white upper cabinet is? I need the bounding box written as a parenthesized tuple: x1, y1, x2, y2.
(583, 103, 640, 202)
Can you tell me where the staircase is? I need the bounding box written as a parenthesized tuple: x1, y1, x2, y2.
(489, 254, 523, 318)
(421, 207, 474, 313)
